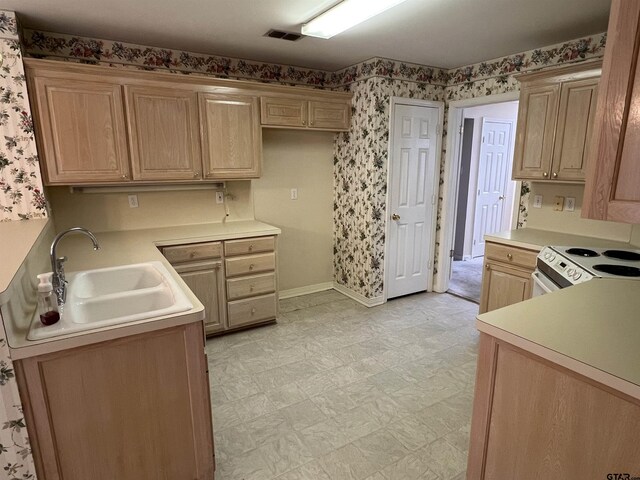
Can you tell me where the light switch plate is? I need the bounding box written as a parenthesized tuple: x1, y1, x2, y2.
(533, 195, 543, 208)
(554, 196, 564, 211)
(215, 191, 224, 204)
(127, 194, 138, 208)
(565, 197, 576, 212)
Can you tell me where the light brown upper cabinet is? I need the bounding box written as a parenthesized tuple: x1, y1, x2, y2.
(125, 86, 202, 181)
(200, 93, 262, 179)
(29, 76, 131, 184)
(583, 0, 640, 223)
(26, 59, 352, 185)
(513, 60, 601, 183)
(261, 97, 351, 131)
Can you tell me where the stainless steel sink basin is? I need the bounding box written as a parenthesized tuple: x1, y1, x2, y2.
(28, 262, 192, 340)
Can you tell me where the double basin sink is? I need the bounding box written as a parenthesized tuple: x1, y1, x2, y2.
(28, 261, 192, 341)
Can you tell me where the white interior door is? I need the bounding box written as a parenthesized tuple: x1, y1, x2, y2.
(387, 104, 439, 299)
(472, 118, 514, 258)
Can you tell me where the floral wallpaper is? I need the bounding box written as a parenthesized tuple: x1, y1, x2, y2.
(0, 16, 46, 222)
(20, 28, 608, 300)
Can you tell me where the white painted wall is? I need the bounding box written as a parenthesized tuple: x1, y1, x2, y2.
(460, 101, 519, 258)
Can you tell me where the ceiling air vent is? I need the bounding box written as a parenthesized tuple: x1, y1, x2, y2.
(264, 29, 304, 42)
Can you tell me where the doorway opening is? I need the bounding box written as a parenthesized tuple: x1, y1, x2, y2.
(446, 100, 520, 303)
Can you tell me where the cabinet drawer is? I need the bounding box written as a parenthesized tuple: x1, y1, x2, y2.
(163, 242, 222, 264)
(227, 293, 277, 328)
(227, 273, 276, 301)
(225, 253, 275, 277)
(224, 236, 275, 256)
(485, 242, 538, 270)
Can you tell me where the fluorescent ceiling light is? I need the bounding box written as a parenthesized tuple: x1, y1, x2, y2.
(302, 0, 409, 39)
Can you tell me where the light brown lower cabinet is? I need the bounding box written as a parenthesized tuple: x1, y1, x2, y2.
(15, 322, 215, 480)
(467, 334, 640, 479)
(479, 242, 538, 314)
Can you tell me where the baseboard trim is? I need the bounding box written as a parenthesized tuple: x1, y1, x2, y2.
(279, 282, 334, 299)
(333, 283, 385, 308)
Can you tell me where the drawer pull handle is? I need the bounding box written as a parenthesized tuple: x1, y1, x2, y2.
(250, 285, 254, 291)
(190, 252, 196, 258)
(251, 308, 256, 315)
(248, 244, 254, 251)
(507, 253, 513, 260)
(249, 264, 255, 270)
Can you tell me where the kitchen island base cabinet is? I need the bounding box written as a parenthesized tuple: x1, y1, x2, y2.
(15, 323, 215, 480)
(467, 334, 640, 479)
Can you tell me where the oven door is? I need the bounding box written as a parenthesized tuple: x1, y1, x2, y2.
(531, 269, 561, 297)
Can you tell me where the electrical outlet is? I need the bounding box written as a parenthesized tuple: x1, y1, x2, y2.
(554, 196, 565, 211)
(127, 194, 138, 208)
(290, 188, 298, 200)
(215, 191, 224, 204)
(533, 195, 543, 208)
(565, 197, 576, 212)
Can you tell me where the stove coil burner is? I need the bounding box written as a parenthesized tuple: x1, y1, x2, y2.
(565, 248, 599, 257)
(593, 264, 640, 277)
(602, 250, 640, 261)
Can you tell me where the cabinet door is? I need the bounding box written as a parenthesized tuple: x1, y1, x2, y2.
(175, 261, 226, 335)
(260, 97, 307, 127)
(552, 78, 599, 182)
(479, 261, 532, 314)
(512, 84, 560, 180)
(199, 93, 262, 179)
(16, 324, 214, 480)
(125, 86, 201, 181)
(309, 100, 350, 130)
(31, 77, 130, 184)
(583, 0, 640, 223)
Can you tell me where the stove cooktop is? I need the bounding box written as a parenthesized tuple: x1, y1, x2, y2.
(547, 246, 640, 281)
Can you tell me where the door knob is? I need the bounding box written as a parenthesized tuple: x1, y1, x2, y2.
(391, 213, 400, 221)
(498, 196, 505, 200)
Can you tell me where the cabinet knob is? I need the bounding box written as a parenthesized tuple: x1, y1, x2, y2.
(248, 245, 254, 251)
(302, 119, 306, 125)
(552, 172, 558, 178)
(189, 252, 196, 258)
(121, 174, 128, 180)
(249, 264, 255, 270)
(250, 285, 254, 291)
(310, 121, 314, 126)
(507, 253, 513, 260)
(485, 264, 490, 270)
(542, 172, 548, 177)
(194, 172, 201, 178)
(251, 307, 256, 315)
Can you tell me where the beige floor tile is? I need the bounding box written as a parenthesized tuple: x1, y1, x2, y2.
(352, 429, 410, 472)
(274, 460, 331, 480)
(418, 438, 467, 480)
(386, 414, 439, 451)
(318, 443, 381, 480)
(233, 393, 278, 422)
(266, 382, 309, 409)
(207, 291, 478, 478)
(279, 399, 328, 431)
(258, 432, 314, 477)
(298, 418, 350, 457)
(311, 387, 358, 417)
(380, 452, 439, 480)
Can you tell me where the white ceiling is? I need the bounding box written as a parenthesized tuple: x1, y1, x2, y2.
(4, 0, 611, 71)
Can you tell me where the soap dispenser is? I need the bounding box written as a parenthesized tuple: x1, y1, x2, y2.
(37, 272, 60, 326)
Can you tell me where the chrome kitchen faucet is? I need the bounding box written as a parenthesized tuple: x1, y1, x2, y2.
(50, 227, 101, 307)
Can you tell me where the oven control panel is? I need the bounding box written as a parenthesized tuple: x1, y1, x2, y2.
(537, 246, 595, 287)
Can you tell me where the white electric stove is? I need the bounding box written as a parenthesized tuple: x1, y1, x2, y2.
(533, 246, 640, 295)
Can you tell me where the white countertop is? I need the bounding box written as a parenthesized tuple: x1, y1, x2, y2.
(477, 278, 640, 399)
(0, 218, 50, 304)
(485, 228, 633, 251)
(4, 220, 281, 359)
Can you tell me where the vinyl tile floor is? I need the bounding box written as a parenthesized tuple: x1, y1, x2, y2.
(206, 290, 480, 480)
